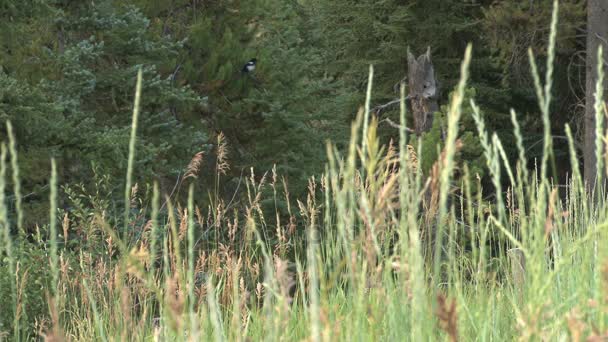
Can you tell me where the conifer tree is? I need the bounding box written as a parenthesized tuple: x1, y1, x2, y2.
(141, 0, 348, 198)
(1, 1, 207, 227)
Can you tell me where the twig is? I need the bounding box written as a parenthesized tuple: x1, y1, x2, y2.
(6, 184, 49, 202)
(170, 64, 182, 83)
(393, 77, 407, 94)
(371, 96, 411, 115)
(526, 135, 581, 152)
(380, 118, 415, 133)
(224, 168, 245, 211)
(159, 172, 181, 212)
(595, 33, 608, 49)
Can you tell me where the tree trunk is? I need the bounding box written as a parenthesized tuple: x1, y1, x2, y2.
(584, 0, 608, 187)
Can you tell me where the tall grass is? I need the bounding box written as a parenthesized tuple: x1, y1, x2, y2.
(3, 0, 608, 340)
(0, 143, 18, 339)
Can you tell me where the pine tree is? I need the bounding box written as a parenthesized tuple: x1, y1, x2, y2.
(139, 0, 349, 199)
(482, 0, 585, 180)
(1, 1, 207, 227)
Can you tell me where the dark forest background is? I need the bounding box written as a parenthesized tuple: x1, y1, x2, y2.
(0, 0, 587, 230)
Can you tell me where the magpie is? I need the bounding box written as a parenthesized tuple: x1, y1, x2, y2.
(241, 58, 257, 73)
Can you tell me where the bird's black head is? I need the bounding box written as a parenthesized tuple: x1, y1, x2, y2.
(249, 58, 257, 64)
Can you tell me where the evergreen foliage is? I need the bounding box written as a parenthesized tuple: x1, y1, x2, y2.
(2, 1, 207, 227)
(0, 0, 588, 226)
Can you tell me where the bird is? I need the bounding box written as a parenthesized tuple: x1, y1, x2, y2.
(241, 58, 257, 73)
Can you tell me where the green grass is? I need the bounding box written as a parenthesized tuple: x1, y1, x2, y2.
(2, 0, 608, 340)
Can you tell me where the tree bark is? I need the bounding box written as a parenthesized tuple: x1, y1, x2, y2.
(407, 47, 439, 135)
(584, 0, 608, 187)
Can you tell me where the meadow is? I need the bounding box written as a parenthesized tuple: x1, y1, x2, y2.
(2, 2, 608, 341)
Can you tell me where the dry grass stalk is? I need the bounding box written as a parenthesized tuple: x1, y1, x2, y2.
(239, 277, 250, 327)
(142, 219, 153, 234)
(375, 171, 398, 212)
(566, 308, 585, 342)
(228, 214, 239, 242)
(106, 234, 114, 259)
(195, 252, 207, 283)
(508, 248, 526, 298)
(281, 176, 293, 215)
(357, 205, 378, 280)
(121, 286, 133, 336)
(544, 187, 558, 239)
(287, 214, 297, 236)
(164, 273, 185, 331)
(208, 250, 222, 277)
(251, 262, 260, 281)
(178, 208, 188, 241)
(59, 255, 69, 287)
(214, 200, 225, 231)
(126, 244, 150, 279)
(216, 132, 230, 176)
(427, 139, 463, 218)
(436, 293, 459, 342)
(587, 331, 608, 342)
(62, 213, 69, 247)
(274, 256, 295, 307)
(130, 183, 139, 208)
(205, 204, 214, 228)
(194, 251, 209, 306)
(515, 304, 554, 341)
(195, 206, 204, 227)
(422, 139, 463, 253)
(255, 282, 264, 307)
(184, 151, 204, 180)
(404, 144, 419, 173)
(15, 263, 29, 324)
(275, 223, 289, 257)
(41, 295, 65, 342)
(372, 169, 399, 244)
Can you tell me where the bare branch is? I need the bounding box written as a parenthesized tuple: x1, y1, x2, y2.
(372, 96, 411, 115)
(380, 118, 415, 133)
(159, 172, 181, 212)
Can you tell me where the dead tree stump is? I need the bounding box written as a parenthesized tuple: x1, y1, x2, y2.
(407, 47, 439, 135)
